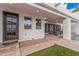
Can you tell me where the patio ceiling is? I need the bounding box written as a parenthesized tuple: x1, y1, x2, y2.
(0, 3, 65, 23)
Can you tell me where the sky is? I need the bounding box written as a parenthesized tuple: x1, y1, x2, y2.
(65, 3, 79, 11)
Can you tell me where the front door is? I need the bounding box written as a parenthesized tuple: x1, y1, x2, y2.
(3, 12, 19, 43)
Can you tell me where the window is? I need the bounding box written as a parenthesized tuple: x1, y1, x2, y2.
(24, 16, 32, 29)
(36, 19, 41, 29)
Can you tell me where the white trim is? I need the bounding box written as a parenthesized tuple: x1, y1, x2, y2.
(27, 3, 66, 18)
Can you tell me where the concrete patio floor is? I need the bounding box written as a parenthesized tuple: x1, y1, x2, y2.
(0, 34, 79, 56)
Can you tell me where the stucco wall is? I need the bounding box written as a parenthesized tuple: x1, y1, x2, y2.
(71, 22, 79, 35)
(75, 22, 79, 35)
(19, 13, 45, 41)
(0, 4, 45, 43)
(71, 23, 76, 34)
(0, 10, 3, 43)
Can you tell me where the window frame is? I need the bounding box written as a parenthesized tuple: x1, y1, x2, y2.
(24, 16, 32, 29)
(36, 19, 42, 29)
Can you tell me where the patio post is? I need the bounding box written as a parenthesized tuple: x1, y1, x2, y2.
(63, 18, 71, 40)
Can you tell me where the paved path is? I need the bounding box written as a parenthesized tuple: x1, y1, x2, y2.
(0, 34, 79, 56)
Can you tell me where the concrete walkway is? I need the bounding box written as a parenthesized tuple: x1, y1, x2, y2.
(0, 34, 79, 56)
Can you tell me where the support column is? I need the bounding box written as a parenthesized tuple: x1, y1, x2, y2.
(63, 18, 71, 40)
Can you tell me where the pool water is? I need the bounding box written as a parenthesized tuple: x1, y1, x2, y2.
(72, 35, 79, 41)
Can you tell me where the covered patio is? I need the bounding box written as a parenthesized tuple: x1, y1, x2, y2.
(0, 3, 79, 56)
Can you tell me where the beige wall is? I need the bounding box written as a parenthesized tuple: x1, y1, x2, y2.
(0, 10, 3, 43)
(0, 4, 45, 43)
(19, 13, 45, 41)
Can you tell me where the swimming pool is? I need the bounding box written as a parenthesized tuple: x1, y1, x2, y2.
(72, 35, 79, 41)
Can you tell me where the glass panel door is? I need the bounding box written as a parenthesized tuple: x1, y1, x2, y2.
(3, 12, 18, 42)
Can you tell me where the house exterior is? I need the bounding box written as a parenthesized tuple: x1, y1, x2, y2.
(0, 3, 79, 44)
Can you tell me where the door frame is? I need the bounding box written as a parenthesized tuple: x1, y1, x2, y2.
(3, 11, 19, 42)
